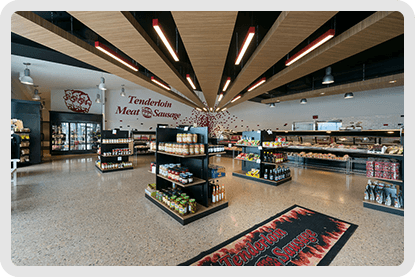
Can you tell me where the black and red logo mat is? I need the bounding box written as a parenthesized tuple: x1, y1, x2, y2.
(179, 205, 357, 266)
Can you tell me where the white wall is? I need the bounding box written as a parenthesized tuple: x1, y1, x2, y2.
(49, 85, 404, 135)
(51, 88, 103, 114)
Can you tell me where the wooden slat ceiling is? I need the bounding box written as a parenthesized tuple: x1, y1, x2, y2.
(220, 11, 338, 107)
(223, 11, 404, 109)
(261, 73, 404, 103)
(67, 11, 205, 108)
(172, 11, 237, 108)
(11, 11, 200, 108)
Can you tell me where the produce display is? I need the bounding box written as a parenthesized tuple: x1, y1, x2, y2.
(224, 146, 243, 151)
(366, 159, 400, 180)
(285, 141, 403, 154)
(235, 153, 261, 163)
(263, 137, 288, 148)
(364, 180, 403, 208)
(287, 152, 350, 161)
(145, 184, 198, 216)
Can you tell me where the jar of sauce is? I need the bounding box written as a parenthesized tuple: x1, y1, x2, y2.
(199, 144, 205, 154)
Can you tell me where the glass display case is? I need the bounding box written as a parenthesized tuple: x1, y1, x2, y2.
(51, 121, 101, 154)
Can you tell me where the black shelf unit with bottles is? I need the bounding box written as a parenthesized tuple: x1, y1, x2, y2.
(95, 129, 133, 173)
(232, 131, 292, 186)
(145, 127, 228, 225)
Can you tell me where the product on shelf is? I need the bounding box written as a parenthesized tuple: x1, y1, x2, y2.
(263, 165, 291, 181)
(364, 180, 403, 208)
(235, 153, 261, 162)
(158, 142, 205, 155)
(262, 152, 287, 163)
(236, 138, 260, 146)
(209, 164, 226, 179)
(208, 145, 225, 153)
(287, 152, 350, 161)
(148, 185, 198, 216)
(96, 161, 133, 170)
(101, 148, 131, 156)
(210, 180, 225, 204)
(159, 163, 197, 185)
(176, 133, 198, 144)
(150, 141, 156, 151)
(246, 168, 260, 178)
(263, 137, 288, 148)
(366, 159, 400, 180)
(102, 138, 132, 144)
(150, 162, 156, 173)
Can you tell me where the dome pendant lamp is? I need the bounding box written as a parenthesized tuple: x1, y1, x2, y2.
(98, 77, 107, 90)
(300, 98, 307, 104)
(120, 85, 126, 97)
(20, 63, 34, 85)
(32, 85, 40, 101)
(344, 92, 354, 99)
(322, 66, 334, 84)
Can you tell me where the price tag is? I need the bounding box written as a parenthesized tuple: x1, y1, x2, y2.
(117, 156, 122, 161)
(256, 159, 261, 164)
(112, 129, 117, 135)
(258, 146, 263, 150)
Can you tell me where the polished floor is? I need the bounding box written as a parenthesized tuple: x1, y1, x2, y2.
(11, 154, 404, 266)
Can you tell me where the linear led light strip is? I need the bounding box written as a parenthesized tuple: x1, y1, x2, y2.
(151, 76, 171, 91)
(247, 77, 266, 92)
(153, 19, 179, 62)
(231, 95, 242, 103)
(222, 77, 231, 92)
(235, 27, 255, 65)
(285, 29, 335, 66)
(186, 74, 196, 90)
(95, 41, 138, 72)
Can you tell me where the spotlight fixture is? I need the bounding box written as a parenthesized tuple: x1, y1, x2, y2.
(98, 77, 107, 90)
(222, 77, 231, 92)
(300, 98, 307, 104)
(209, 107, 213, 112)
(215, 107, 220, 112)
(322, 66, 334, 84)
(20, 63, 34, 85)
(95, 42, 138, 71)
(231, 95, 242, 103)
(247, 77, 266, 92)
(153, 19, 179, 62)
(95, 94, 101, 104)
(186, 74, 196, 90)
(32, 85, 40, 101)
(344, 92, 354, 99)
(389, 80, 397, 84)
(221, 107, 227, 112)
(195, 107, 202, 111)
(217, 93, 224, 103)
(285, 29, 335, 66)
(235, 27, 255, 65)
(269, 103, 275, 108)
(120, 85, 126, 97)
(202, 107, 208, 112)
(151, 76, 171, 91)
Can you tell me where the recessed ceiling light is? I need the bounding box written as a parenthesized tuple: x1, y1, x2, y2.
(389, 80, 397, 84)
(320, 92, 325, 95)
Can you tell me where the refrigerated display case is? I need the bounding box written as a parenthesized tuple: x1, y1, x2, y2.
(50, 111, 102, 155)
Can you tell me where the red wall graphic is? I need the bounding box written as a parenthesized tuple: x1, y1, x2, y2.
(63, 90, 92, 113)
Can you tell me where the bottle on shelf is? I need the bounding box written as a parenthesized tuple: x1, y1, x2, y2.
(269, 168, 274, 181)
(216, 180, 221, 202)
(221, 184, 225, 201)
(212, 185, 216, 204)
(263, 152, 267, 162)
(264, 168, 268, 179)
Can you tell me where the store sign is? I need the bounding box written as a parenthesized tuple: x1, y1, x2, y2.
(63, 90, 92, 113)
(115, 96, 181, 120)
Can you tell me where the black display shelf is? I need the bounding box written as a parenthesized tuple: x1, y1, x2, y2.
(146, 126, 228, 225)
(363, 200, 403, 216)
(145, 194, 228, 225)
(232, 170, 292, 187)
(98, 130, 133, 173)
(95, 164, 133, 173)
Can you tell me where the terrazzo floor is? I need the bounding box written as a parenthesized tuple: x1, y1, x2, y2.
(11, 154, 404, 266)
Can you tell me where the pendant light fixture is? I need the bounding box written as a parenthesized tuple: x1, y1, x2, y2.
(300, 98, 307, 104)
(186, 74, 197, 90)
(151, 76, 171, 91)
(285, 29, 335, 66)
(120, 85, 126, 97)
(344, 92, 354, 99)
(222, 77, 231, 92)
(98, 77, 107, 90)
(95, 85, 101, 103)
(32, 85, 40, 101)
(269, 103, 275, 108)
(95, 42, 139, 71)
(235, 27, 255, 65)
(322, 66, 334, 84)
(247, 77, 266, 92)
(153, 19, 179, 62)
(20, 63, 34, 85)
(217, 93, 224, 103)
(231, 95, 242, 103)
